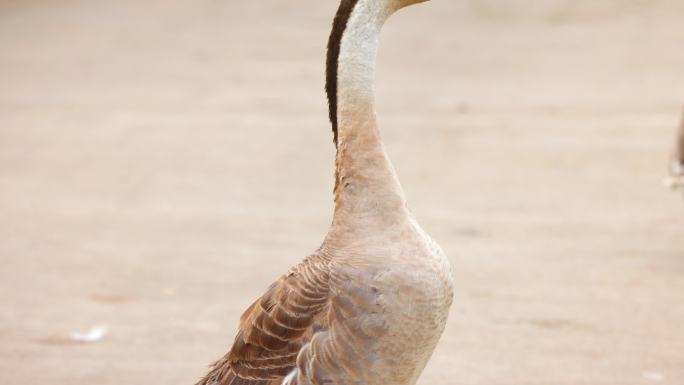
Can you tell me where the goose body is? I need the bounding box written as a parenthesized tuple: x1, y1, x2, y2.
(196, 0, 454, 384)
(666, 108, 684, 189)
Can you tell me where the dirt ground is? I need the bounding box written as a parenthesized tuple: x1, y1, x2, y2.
(1, 0, 683, 384)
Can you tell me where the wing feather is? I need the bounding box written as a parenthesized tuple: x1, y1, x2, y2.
(195, 255, 331, 385)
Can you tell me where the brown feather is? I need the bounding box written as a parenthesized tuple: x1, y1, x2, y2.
(194, 255, 331, 385)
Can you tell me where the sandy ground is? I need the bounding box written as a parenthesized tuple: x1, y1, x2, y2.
(1, 0, 683, 384)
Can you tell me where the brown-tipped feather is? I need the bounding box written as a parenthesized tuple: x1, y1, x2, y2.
(194, 255, 331, 385)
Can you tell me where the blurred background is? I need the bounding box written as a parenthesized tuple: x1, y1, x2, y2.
(1, 0, 683, 384)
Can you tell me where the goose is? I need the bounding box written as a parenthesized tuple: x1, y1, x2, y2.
(665, 108, 684, 190)
(196, 0, 454, 384)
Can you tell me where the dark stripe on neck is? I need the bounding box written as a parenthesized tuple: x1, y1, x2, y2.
(326, 0, 360, 146)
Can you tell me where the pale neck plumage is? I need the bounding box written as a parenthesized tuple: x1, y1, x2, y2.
(331, 0, 410, 231)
